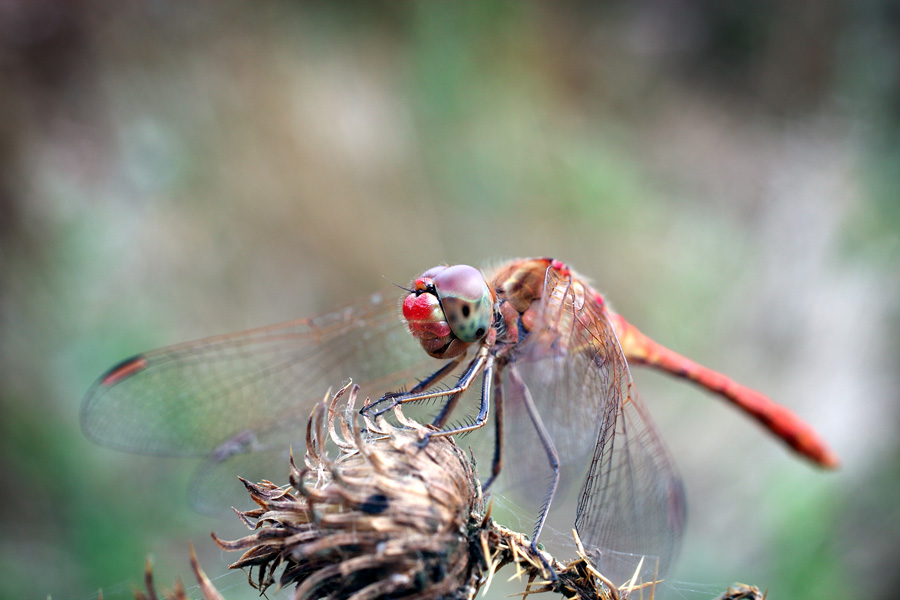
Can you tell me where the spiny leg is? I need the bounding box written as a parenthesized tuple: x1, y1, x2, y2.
(428, 351, 490, 429)
(418, 356, 494, 449)
(411, 355, 465, 394)
(482, 366, 504, 491)
(363, 346, 489, 429)
(361, 355, 464, 418)
(508, 364, 560, 582)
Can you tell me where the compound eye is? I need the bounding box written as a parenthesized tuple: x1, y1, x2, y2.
(421, 265, 448, 280)
(432, 265, 493, 343)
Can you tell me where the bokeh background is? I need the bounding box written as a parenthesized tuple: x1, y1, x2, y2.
(1, 1, 898, 599)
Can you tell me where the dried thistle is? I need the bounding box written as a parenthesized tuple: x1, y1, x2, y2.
(212, 381, 487, 600)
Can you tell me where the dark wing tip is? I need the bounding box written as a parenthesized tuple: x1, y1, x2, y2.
(81, 354, 149, 443)
(99, 354, 149, 386)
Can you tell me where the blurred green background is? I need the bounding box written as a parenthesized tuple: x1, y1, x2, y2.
(1, 1, 898, 598)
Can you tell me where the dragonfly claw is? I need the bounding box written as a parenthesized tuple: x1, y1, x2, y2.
(531, 539, 559, 584)
(360, 391, 404, 418)
(416, 431, 434, 451)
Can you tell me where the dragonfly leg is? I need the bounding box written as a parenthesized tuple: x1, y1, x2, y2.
(361, 356, 464, 418)
(482, 368, 504, 491)
(417, 357, 494, 449)
(363, 348, 489, 424)
(411, 356, 465, 394)
(427, 388, 462, 430)
(508, 364, 560, 582)
(428, 353, 489, 429)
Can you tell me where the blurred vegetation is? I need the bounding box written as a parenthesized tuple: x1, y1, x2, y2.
(1, 1, 898, 599)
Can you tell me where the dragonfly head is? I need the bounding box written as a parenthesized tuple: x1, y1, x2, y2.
(402, 264, 495, 359)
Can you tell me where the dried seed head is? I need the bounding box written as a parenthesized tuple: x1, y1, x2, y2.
(214, 382, 486, 600)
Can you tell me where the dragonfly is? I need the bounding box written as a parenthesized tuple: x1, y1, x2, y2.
(82, 257, 838, 588)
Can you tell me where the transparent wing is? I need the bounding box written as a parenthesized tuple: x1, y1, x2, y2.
(502, 266, 686, 587)
(81, 291, 437, 459)
(188, 427, 302, 515)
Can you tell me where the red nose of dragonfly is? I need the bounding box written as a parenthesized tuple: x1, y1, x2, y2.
(402, 292, 454, 356)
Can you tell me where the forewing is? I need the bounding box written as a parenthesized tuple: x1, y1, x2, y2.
(503, 266, 685, 587)
(81, 292, 435, 458)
